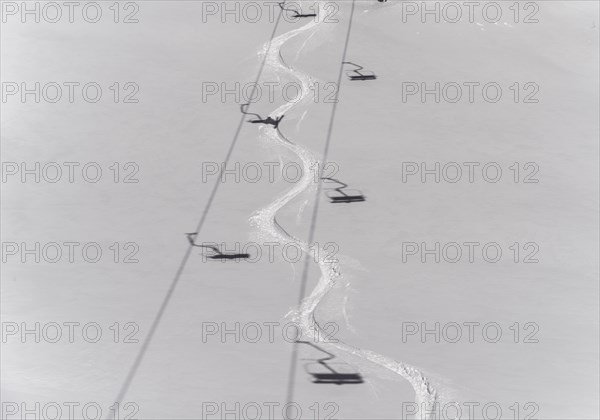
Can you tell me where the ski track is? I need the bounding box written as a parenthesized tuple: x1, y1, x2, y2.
(249, 3, 441, 417)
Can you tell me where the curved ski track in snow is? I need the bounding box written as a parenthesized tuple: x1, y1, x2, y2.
(248, 4, 440, 417)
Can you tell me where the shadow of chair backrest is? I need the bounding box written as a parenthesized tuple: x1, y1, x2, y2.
(342, 61, 377, 81)
(298, 341, 365, 385)
(322, 177, 366, 203)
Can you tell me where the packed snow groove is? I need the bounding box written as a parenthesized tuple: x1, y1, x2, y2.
(248, 2, 440, 417)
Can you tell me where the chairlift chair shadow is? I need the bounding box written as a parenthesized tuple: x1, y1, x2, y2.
(240, 103, 284, 130)
(342, 61, 377, 81)
(322, 177, 366, 203)
(278, 2, 317, 18)
(185, 233, 250, 261)
(304, 362, 365, 385)
(297, 341, 364, 385)
(326, 190, 366, 203)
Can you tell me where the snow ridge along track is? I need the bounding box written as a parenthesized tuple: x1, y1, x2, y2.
(249, 3, 440, 417)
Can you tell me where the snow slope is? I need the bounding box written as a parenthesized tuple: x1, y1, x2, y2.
(2, 1, 598, 419)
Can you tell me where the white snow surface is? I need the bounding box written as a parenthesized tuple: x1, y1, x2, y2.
(1, 1, 599, 419)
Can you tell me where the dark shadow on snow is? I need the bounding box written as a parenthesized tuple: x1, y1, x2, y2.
(278, 1, 317, 18)
(321, 177, 366, 203)
(342, 61, 377, 81)
(297, 341, 364, 385)
(241, 103, 285, 130)
(185, 233, 250, 260)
